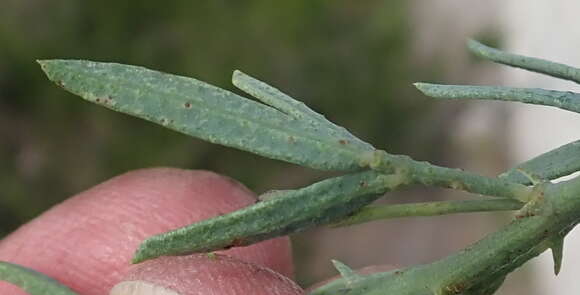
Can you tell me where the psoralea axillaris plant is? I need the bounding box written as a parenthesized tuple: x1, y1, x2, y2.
(2, 40, 580, 295)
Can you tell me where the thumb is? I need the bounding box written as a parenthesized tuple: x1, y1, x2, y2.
(111, 254, 303, 295)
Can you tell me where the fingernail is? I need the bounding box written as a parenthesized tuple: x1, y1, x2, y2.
(110, 281, 181, 295)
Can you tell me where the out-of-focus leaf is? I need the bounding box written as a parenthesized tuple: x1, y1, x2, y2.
(0, 261, 78, 295)
(468, 39, 580, 84)
(415, 83, 580, 114)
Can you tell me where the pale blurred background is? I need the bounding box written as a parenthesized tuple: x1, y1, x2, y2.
(1, 1, 579, 294)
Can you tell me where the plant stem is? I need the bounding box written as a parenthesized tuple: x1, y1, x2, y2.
(501, 139, 580, 185)
(311, 180, 574, 295)
(332, 198, 524, 227)
(415, 83, 580, 114)
(468, 39, 580, 84)
(364, 151, 533, 201)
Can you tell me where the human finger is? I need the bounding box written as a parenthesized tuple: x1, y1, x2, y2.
(0, 168, 293, 294)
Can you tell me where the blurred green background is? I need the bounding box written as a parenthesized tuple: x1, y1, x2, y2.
(0, 0, 469, 287)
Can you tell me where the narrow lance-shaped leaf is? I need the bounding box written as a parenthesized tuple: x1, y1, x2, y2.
(38, 60, 374, 171)
(500, 140, 580, 185)
(132, 171, 402, 263)
(232, 70, 373, 150)
(468, 39, 580, 84)
(0, 261, 79, 295)
(333, 198, 524, 227)
(414, 83, 580, 114)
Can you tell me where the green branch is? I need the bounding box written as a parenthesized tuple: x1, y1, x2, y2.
(501, 139, 580, 185)
(38, 42, 580, 295)
(333, 198, 524, 227)
(363, 151, 533, 201)
(415, 83, 580, 114)
(468, 39, 580, 84)
(310, 180, 573, 295)
(312, 40, 580, 295)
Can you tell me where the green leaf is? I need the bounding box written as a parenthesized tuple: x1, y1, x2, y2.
(331, 260, 362, 287)
(333, 198, 523, 227)
(501, 140, 580, 185)
(414, 83, 580, 114)
(232, 70, 372, 149)
(468, 39, 580, 84)
(38, 60, 374, 171)
(132, 171, 401, 263)
(0, 261, 78, 295)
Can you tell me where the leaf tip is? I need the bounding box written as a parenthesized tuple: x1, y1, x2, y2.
(413, 82, 425, 89)
(467, 39, 495, 59)
(232, 69, 250, 88)
(131, 255, 144, 265)
(36, 59, 64, 83)
(37, 59, 52, 74)
(466, 38, 481, 48)
(550, 237, 564, 275)
(331, 259, 361, 286)
(131, 244, 150, 264)
(413, 82, 435, 95)
(36, 59, 60, 69)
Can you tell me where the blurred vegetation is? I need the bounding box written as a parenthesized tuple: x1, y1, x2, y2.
(0, 0, 450, 283)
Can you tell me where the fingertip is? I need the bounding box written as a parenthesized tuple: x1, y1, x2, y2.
(110, 254, 303, 295)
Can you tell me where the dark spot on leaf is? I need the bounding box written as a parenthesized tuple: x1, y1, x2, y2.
(231, 238, 245, 247)
(288, 136, 296, 143)
(184, 102, 192, 108)
(95, 98, 101, 103)
(224, 238, 245, 250)
(359, 181, 367, 188)
(339, 139, 349, 145)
